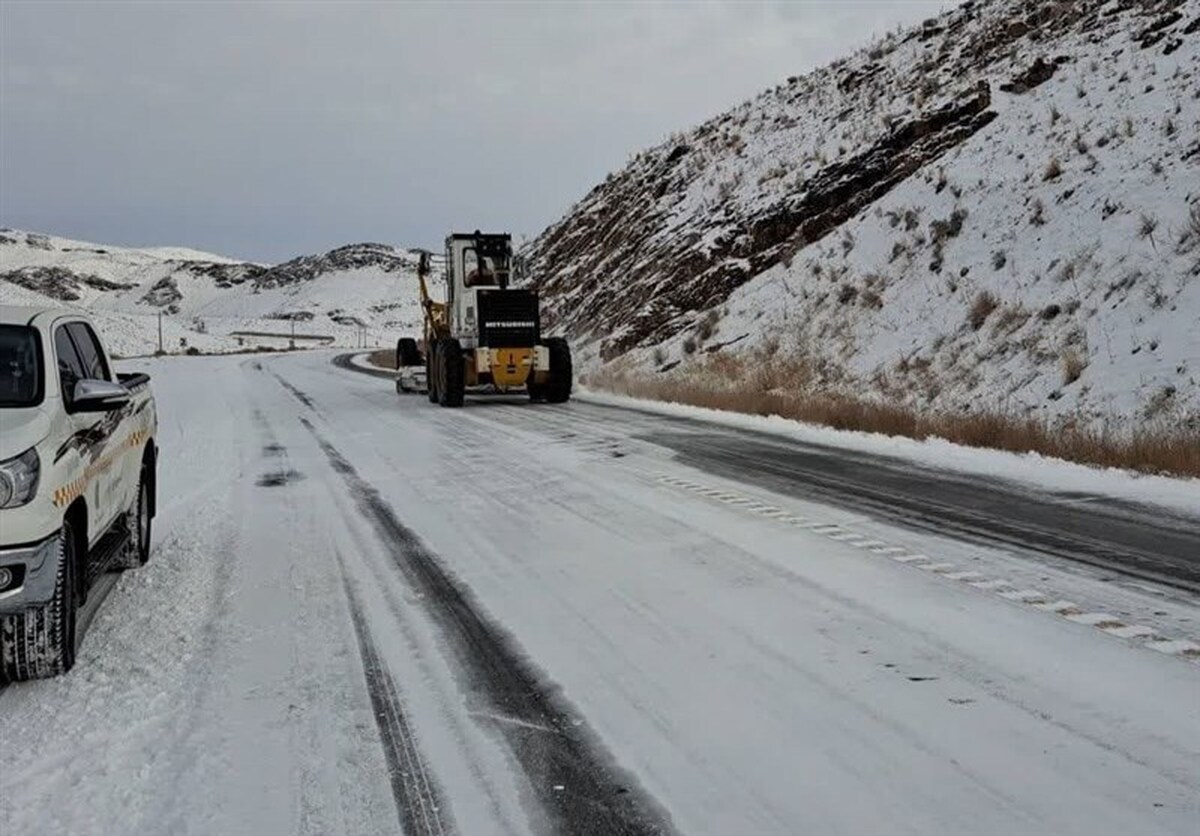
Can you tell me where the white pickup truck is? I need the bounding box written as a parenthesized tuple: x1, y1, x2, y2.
(0, 306, 157, 681)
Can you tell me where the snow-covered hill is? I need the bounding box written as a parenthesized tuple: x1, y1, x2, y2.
(0, 230, 426, 356)
(526, 0, 1200, 431)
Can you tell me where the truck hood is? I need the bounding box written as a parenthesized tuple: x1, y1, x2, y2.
(0, 407, 52, 461)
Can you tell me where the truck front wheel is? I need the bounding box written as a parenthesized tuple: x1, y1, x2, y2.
(0, 522, 78, 681)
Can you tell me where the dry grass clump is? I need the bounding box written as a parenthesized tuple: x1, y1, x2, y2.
(968, 291, 1000, 330)
(1061, 349, 1087, 385)
(368, 348, 397, 368)
(587, 364, 1200, 477)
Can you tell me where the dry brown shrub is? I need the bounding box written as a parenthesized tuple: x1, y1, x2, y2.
(1062, 350, 1087, 384)
(968, 291, 999, 330)
(368, 348, 396, 368)
(587, 365, 1200, 477)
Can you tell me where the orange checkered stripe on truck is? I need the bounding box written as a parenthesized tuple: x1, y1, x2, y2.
(51, 428, 151, 508)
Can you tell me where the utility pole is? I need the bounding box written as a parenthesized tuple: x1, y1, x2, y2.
(157, 312, 164, 355)
(290, 317, 296, 351)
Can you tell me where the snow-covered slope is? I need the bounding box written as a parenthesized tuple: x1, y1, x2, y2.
(526, 0, 1200, 430)
(0, 230, 426, 356)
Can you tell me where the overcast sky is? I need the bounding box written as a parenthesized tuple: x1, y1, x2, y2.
(1, 1, 948, 263)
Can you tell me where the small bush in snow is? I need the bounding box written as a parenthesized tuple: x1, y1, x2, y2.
(1138, 213, 1159, 246)
(682, 337, 697, 355)
(930, 208, 968, 243)
(992, 305, 1030, 335)
(1042, 157, 1062, 181)
(1179, 204, 1200, 253)
(697, 309, 720, 341)
(991, 250, 1007, 270)
(653, 347, 667, 366)
(968, 291, 999, 331)
(1061, 350, 1086, 385)
(1030, 199, 1047, 227)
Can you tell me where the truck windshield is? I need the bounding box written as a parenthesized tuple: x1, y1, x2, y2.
(0, 325, 43, 407)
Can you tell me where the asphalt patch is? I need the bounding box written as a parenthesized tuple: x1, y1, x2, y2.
(256, 469, 305, 487)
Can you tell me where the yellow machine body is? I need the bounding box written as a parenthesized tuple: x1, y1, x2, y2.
(489, 348, 534, 388)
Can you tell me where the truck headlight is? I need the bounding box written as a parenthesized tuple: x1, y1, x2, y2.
(0, 448, 40, 509)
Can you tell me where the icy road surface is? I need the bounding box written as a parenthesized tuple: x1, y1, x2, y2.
(1, 350, 1197, 836)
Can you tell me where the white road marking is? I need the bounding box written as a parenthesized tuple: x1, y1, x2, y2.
(654, 472, 1200, 663)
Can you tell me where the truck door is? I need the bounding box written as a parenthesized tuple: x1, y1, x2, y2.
(54, 322, 121, 541)
(68, 322, 129, 534)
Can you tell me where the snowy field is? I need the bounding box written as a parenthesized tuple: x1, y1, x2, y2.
(1, 350, 1197, 836)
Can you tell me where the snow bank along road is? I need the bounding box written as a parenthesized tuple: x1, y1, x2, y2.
(1, 350, 1197, 836)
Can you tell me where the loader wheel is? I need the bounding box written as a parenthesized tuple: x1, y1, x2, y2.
(545, 337, 573, 404)
(426, 344, 439, 403)
(396, 337, 422, 368)
(0, 521, 78, 681)
(437, 338, 465, 408)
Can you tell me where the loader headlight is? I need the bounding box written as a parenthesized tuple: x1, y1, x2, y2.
(0, 448, 40, 509)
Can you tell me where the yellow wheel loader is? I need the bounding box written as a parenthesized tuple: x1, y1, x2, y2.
(398, 232, 572, 407)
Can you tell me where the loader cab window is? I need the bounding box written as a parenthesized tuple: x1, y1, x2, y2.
(460, 245, 508, 289)
(463, 248, 500, 288)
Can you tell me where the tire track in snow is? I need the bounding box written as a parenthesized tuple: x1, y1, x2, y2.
(269, 369, 319, 410)
(336, 553, 456, 836)
(298, 414, 675, 836)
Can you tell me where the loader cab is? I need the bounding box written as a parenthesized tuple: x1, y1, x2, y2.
(445, 232, 533, 346)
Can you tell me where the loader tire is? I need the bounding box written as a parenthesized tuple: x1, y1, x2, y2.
(396, 338, 422, 368)
(427, 344, 439, 403)
(437, 338, 465, 408)
(0, 521, 78, 681)
(545, 337, 572, 404)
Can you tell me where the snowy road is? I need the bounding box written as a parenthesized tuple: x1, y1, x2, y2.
(1, 350, 1197, 835)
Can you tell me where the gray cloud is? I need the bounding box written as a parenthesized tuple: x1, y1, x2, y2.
(1, 1, 947, 262)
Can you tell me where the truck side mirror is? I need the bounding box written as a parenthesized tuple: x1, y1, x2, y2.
(71, 379, 131, 413)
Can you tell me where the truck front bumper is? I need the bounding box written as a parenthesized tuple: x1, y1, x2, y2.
(0, 530, 62, 614)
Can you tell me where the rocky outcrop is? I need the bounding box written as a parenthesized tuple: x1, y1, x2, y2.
(139, 276, 183, 312)
(525, 0, 1195, 364)
(171, 260, 265, 289)
(1, 266, 134, 302)
(252, 243, 412, 290)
